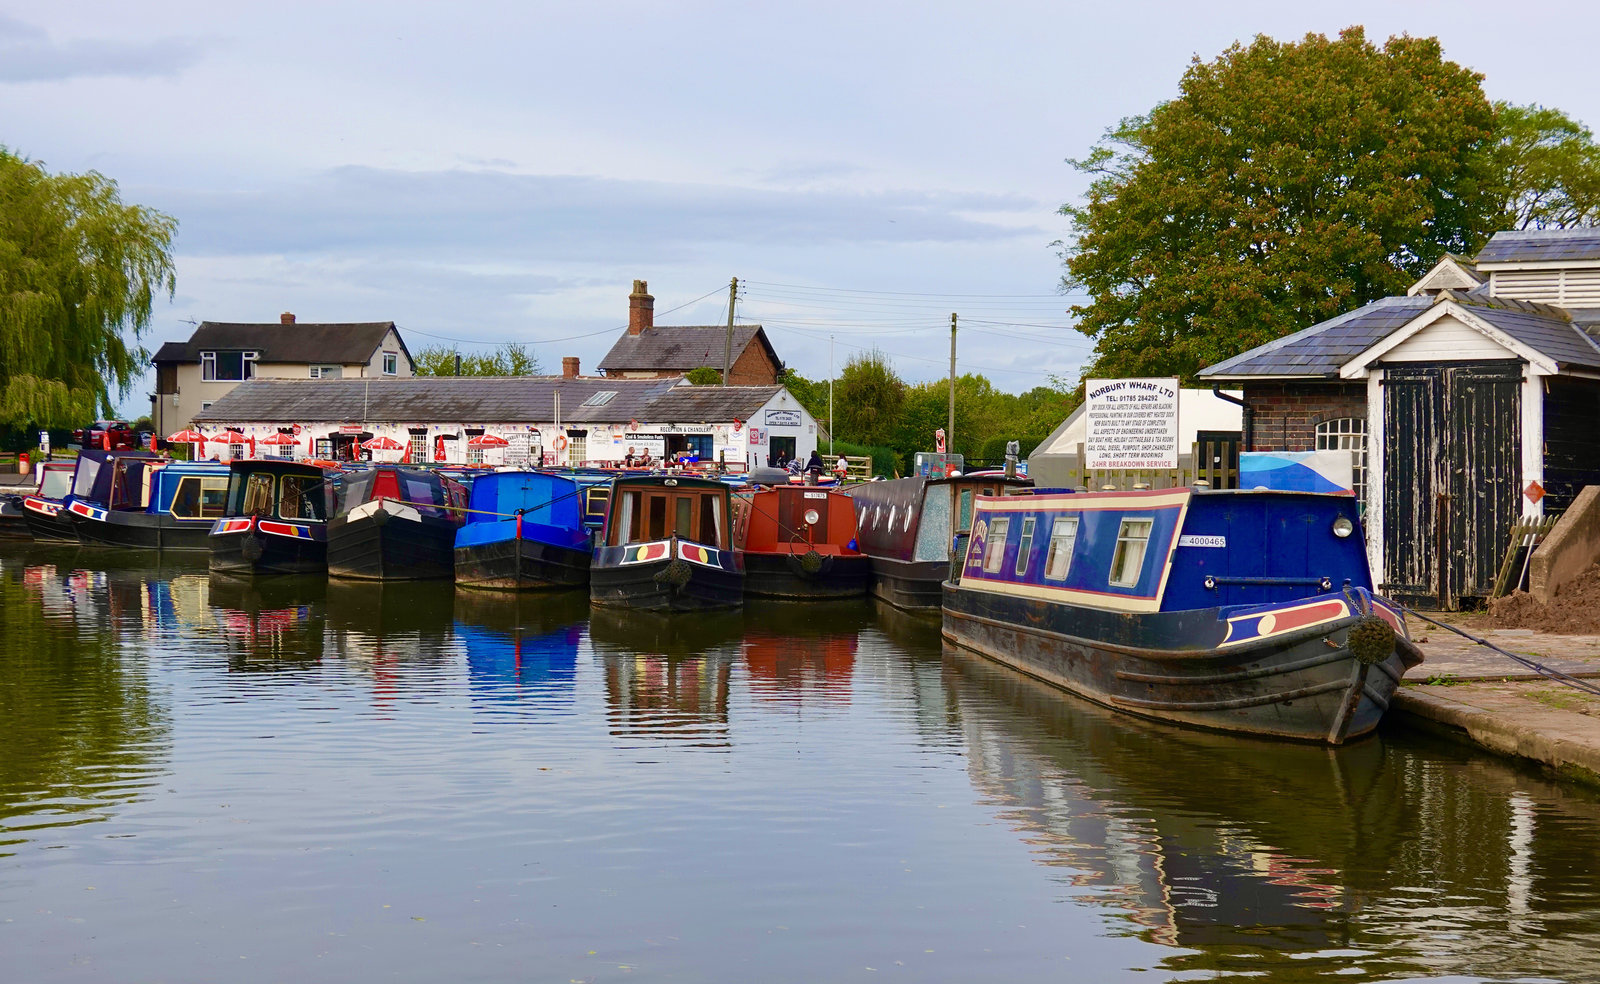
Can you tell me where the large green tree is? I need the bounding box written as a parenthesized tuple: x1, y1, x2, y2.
(1492, 102, 1600, 229)
(833, 349, 906, 447)
(0, 150, 177, 427)
(414, 342, 542, 376)
(1060, 28, 1500, 381)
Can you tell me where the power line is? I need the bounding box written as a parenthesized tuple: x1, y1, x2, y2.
(745, 279, 1084, 299)
(398, 284, 729, 349)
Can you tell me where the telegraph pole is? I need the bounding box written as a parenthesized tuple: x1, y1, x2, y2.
(948, 313, 957, 457)
(829, 334, 835, 456)
(721, 276, 738, 387)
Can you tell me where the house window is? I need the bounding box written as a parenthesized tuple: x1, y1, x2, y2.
(1109, 519, 1153, 587)
(408, 433, 427, 463)
(982, 516, 1010, 573)
(1044, 518, 1078, 580)
(201, 402, 214, 411)
(568, 432, 586, 463)
(310, 365, 343, 379)
(467, 446, 484, 465)
(382, 353, 398, 375)
(1014, 517, 1036, 577)
(200, 351, 254, 381)
(1315, 418, 1368, 505)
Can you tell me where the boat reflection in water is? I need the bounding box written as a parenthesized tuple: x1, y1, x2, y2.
(941, 645, 1600, 981)
(455, 589, 588, 712)
(741, 599, 868, 706)
(588, 606, 741, 745)
(206, 573, 327, 668)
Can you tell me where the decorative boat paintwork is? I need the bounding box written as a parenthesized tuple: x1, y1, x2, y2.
(209, 460, 337, 576)
(590, 474, 743, 612)
(941, 488, 1423, 744)
(70, 461, 231, 551)
(734, 484, 869, 598)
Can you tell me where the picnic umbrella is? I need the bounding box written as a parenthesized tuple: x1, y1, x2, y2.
(167, 429, 206, 444)
(362, 436, 405, 451)
(466, 434, 509, 447)
(257, 432, 299, 445)
(216, 430, 248, 443)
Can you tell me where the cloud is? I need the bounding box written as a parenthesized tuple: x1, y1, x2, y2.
(151, 165, 1049, 261)
(0, 16, 204, 83)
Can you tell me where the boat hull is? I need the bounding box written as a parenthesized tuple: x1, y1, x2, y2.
(210, 523, 328, 576)
(868, 557, 946, 611)
(941, 583, 1423, 744)
(590, 543, 743, 613)
(72, 511, 213, 551)
(22, 499, 77, 542)
(328, 511, 457, 580)
(454, 537, 591, 590)
(744, 551, 871, 599)
(0, 500, 29, 540)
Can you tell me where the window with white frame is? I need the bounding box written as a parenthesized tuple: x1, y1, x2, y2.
(1315, 418, 1368, 505)
(201, 350, 257, 381)
(382, 352, 398, 375)
(1109, 518, 1153, 587)
(408, 433, 427, 463)
(310, 365, 343, 379)
(982, 516, 1010, 573)
(1043, 517, 1078, 580)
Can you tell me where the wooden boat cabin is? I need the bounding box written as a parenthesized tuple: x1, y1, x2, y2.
(209, 459, 338, 576)
(327, 465, 468, 580)
(942, 488, 1424, 744)
(72, 461, 231, 551)
(455, 470, 601, 590)
(733, 485, 869, 598)
(849, 472, 1033, 610)
(14, 461, 76, 541)
(591, 474, 743, 612)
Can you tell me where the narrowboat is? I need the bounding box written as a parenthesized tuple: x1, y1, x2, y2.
(941, 488, 1424, 744)
(590, 474, 743, 612)
(734, 484, 870, 598)
(454, 471, 605, 590)
(849, 473, 1032, 611)
(4, 461, 74, 540)
(209, 460, 337, 576)
(27, 453, 162, 542)
(70, 461, 231, 551)
(327, 465, 469, 580)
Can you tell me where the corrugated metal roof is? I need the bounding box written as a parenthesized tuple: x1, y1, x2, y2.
(1199, 296, 1434, 379)
(1476, 230, 1600, 265)
(194, 376, 684, 424)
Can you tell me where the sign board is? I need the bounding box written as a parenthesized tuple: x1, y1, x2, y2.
(38, 430, 49, 455)
(339, 424, 366, 435)
(1084, 377, 1180, 469)
(747, 426, 766, 446)
(765, 409, 802, 428)
(504, 432, 532, 468)
(627, 433, 668, 461)
(1239, 451, 1353, 494)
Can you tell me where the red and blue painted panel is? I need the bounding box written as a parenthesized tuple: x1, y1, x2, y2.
(211, 517, 256, 536)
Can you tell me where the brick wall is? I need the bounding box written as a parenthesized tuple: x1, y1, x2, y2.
(1243, 381, 1367, 451)
(728, 342, 780, 386)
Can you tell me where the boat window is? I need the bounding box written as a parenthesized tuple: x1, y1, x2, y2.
(200, 479, 228, 518)
(913, 487, 953, 562)
(1044, 517, 1078, 580)
(982, 517, 1010, 573)
(279, 475, 326, 521)
(616, 490, 638, 544)
(647, 495, 668, 540)
(958, 489, 974, 531)
(1015, 517, 1036, 576)
(886, 506, 896, 533)
(241, 473, 275, 516)
(38, 468, 72, 499)
(585, 487, 611, 524)
(73, 457, 102, 498)
(405, 478, 436, 509)
(1109, 518, 1154, 587)
(674, 496, 694, 538)
(700, 494, 721, 547)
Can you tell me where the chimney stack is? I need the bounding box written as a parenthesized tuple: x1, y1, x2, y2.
(628, 280, 654, 336)
(280, 312, 296, 325)
(562, 356, 580, 378)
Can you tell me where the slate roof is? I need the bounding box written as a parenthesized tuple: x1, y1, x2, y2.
(1199, 296, 1435, 379)
(1475, 230, 1600, 265)
(1453, 295, 1600, 369)
(190, 376, 784, 425)
(597, 325, 779, 374)
(152, 321, 406, 366)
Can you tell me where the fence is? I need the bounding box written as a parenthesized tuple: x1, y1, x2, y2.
(1032, 439, 1241, 491)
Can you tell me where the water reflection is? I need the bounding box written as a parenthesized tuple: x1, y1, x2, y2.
(455, 589, 587, 708)
(741, 600, 868, 706)
(590, 607, 740, 745)
(207, 573, 327, 668)
(0, 555, 170, 855)
(940, 645, 1600, 981)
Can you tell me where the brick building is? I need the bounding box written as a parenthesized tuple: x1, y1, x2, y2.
(598, 280, 784, 385)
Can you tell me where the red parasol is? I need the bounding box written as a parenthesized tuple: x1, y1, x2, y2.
(257, 432, 299, 445)
(466, 434, 509, 447)
(362, 436, 405, 451)
(168, 429, 206, 443)
(216, 430, 248, 443)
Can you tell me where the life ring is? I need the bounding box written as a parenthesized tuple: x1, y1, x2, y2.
(552, 435, 569, 452)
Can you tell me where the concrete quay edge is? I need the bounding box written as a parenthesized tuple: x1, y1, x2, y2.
(1391, 684, 1600, 788)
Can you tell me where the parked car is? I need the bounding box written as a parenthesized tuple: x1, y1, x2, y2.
(75, 421, 142, 451)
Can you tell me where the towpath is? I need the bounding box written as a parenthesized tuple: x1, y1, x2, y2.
(1397, 613, 1600, 785)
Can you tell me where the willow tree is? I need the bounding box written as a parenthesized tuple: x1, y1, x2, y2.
(0, 149, 177, 427)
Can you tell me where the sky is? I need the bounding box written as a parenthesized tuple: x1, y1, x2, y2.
(5, 1, 1600, 418)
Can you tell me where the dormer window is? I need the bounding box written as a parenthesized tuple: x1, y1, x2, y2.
(201, 351, 257, 382)
(382, 352, 398, 375)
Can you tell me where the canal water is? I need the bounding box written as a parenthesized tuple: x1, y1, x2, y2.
(4, 545, 1600, 983)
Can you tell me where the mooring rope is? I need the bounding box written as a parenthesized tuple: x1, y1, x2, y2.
(1399, 605, 1600, 700)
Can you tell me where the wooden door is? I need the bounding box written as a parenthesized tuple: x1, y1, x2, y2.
(1448, 363, 1522, 600)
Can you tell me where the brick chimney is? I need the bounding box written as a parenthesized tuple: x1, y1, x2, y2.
(280, 312, 296, 325)
(627, 280, 653, 336)
(562, 356, 580, 378)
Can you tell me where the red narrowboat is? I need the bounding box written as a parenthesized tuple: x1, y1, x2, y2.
(733, 485, 870, 599)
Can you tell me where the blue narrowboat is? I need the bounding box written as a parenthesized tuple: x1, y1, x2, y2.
(70, 461, 231, 551)
(209, 460, 338, 576)
(590, 474, 743, 612)
(941, 488, 1424, 744)
(57, 449, 164, 544)
(454, 471, 604, 590)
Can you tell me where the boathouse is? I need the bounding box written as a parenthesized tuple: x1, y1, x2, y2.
(189, 364, 818, 472)
(1199, 230, 1600, 610)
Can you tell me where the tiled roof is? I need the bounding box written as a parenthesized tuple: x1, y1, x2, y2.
(152, 321, 403, 366)
(1475, 230, 1600, 265)
(1199, 296, 1434, 379)
(1453, 296, 1600, 369)
(598, 325, 777, 373)
(190, 375, 779, 425)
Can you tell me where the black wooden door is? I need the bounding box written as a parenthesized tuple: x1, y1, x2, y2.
(1381, 361, 1521, 609)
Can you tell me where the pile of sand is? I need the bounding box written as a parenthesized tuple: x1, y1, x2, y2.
(1486, 563, 1600, 634)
